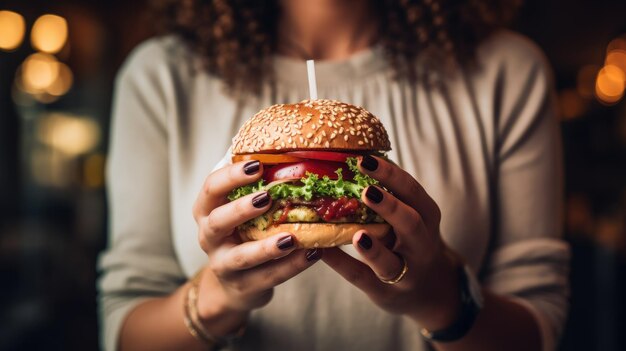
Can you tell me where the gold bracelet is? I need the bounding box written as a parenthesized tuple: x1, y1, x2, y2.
(183, 270, 217, 347)
(183, 270, 247, 348)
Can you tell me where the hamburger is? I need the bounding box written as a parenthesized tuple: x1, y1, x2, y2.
(228, 99, 392, 248)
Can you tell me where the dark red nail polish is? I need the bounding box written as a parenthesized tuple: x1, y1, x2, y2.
(243, 161, 260, 175)
(276, 235, 294, 250)
(305, 249, 322, 262)
(252, 192, 270, 208)
(358, 233, 373, 250)
(365, 186, 383, 204)
(360, 155, 378, 171)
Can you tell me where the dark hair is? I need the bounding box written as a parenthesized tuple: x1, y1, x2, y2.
(153, 0, 520, 94)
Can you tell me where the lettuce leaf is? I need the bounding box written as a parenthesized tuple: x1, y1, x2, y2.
(227, 157, 379, 201)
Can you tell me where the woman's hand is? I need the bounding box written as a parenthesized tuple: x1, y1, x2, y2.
(192, 160, 322, 334)
(322, 155, 463, 331)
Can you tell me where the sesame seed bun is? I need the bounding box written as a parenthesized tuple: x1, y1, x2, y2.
(232, 99, 391, 154)
(238, 222, 393, 248)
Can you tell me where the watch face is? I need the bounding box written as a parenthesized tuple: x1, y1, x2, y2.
(464, 265, 484, 308)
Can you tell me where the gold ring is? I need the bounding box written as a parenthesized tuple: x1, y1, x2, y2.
(378, 254, 408, 285)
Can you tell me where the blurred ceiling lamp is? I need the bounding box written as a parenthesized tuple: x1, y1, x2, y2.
(37, 113, 100, 156)
(0, 10, 25, 51)
(559, 89, 588, 120)
(595, 64, 625, 105)
(31, 14, 68, 54)
(577, 65, 599, 99)
(21, 53, 60, 92)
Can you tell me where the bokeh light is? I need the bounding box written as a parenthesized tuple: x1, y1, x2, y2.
(37, 113, 101, 156)
(606, 50, 626, 75)
(607, 36, 626, 53)
(46, 62, 73, 96)
(595, 64, 625, 104)
(31, 14, 68, 54)
(0, 10, 26, 51)
(559, 88, 588, 120)
(21, 53, 60, 92)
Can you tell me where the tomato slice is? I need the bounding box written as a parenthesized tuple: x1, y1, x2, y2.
(285, 151, 358, 162)
(263, 160, 354, 182)
(231, 153, 303, 164)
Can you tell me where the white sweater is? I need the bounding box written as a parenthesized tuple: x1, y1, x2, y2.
(98, 31, 569, 351)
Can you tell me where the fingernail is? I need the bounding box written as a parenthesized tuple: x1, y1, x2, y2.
(252, 192, 270, 208)
(358, 233, 373, 250)
(276, 235, 294, 250)
(305, 249, 322, 262)
(243, 161, 260, 175)
(365, 186, 383, 204)
(360, 155, 378, 171)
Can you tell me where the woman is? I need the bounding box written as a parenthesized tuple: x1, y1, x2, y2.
(98, 0, 570, 350)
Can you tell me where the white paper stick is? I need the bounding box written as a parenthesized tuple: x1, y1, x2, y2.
(306, 60, 318, 100)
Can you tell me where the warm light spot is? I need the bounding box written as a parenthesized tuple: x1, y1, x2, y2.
(577, 65, 599, 99)
(21, 53, 60, 92)
(46, 62, 73, 96)
(84, 153, 106, 188)
(595, 65, 625, 104)
(606, 50, 626, 75)
(31, 14, 68, 54)
(607, 36, 626, 54)
(558, 89, 588, 120)
(0, 10, 25, 51)
(37, 113, 100, 155)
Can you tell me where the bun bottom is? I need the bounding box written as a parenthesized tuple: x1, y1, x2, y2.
(238, 223, 392, 248)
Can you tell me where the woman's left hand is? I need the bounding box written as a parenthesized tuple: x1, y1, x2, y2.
(322, 155, 463, 330)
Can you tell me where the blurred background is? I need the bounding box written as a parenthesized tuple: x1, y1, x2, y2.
(0, 0, 625, 350)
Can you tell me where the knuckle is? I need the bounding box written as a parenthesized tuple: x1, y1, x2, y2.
(262, 238, 278, 258)
(197, 230, 210, 253)
(204, 213, 223, 234)
(230, 250, 249, 270)
(380, 161, 394, 180)
(229, 278, 247, 294)
(386, 196, 400, 214)
(202, 176, 213, 197)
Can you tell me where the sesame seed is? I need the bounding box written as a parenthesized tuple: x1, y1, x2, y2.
(306, 132, 313, 139)
(358, 141, 364, 145)
(344, 135, 349, 141)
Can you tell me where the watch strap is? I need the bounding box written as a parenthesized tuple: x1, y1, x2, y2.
(420, 264, 482, 342)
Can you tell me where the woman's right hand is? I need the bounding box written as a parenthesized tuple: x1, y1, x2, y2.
(191, 160, 322, 332)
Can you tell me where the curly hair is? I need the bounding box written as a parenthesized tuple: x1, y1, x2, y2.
(152, 0, 520, 94)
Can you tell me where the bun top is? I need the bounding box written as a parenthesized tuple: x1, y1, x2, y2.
(232, 99, 391, 155)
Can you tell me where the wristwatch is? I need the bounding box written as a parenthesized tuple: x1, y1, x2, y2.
(420, 264, 484, 342)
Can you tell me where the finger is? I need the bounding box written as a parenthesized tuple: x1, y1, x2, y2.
(199, 191, 272, 248)
(353, 231, 405, 283)
(234, 248, 323, 292)
(322, 247, 381, 293)
(362, 185, 427, 247)
(213, 232, 297, 275)
(358, 155, 440, 226)
(193, 160, 264, 221)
